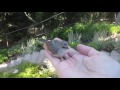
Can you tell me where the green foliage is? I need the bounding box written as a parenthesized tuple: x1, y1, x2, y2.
(113, 41, 120, 52)
(73, 22, 111, 42)
(49, 22, 120, 43)
(113, 34, 120, 52)
(8, 37, 42, 57)
(49, 27, 72, 40)
(0, 62, 56, 78)
(68, 30, 82, 43)
(68, 30, 82, 49)
(87, 42, 101, 50)
(0, 12, 118, 49)
(8, 44, 23, 56)
(0, 49, 8, 64)
(92, 30, 114, 51)
(69, 42, 78, 49)
(22, 38, 41, 54)
(109, 25, 120, 34)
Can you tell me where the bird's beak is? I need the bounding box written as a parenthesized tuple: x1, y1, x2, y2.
(66, 46, 69, 49)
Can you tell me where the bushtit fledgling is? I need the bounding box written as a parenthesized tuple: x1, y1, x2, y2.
(39, 38, 69, 59)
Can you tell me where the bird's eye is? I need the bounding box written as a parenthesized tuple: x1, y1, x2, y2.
(64, 43, 67, 46)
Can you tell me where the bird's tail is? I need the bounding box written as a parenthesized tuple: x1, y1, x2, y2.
(38, 38, 47, 43)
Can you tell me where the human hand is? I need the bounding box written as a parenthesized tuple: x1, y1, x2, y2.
(44, 38, 120, 78)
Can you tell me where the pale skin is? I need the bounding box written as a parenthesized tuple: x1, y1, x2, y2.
(43, 38, 120, 78)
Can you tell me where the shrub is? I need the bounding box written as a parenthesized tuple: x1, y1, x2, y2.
(73, 22, 111, 42)
(8, 44, 23, 56)
(113, 41, 120, 53)
(49, 27, 72, 41)
(0, 49, 8, 64)
(8, 37, 42, 57)
(87, 42, 101, 50)
(49, 22, 120, 43)
(109, 25, 120, 34)
(113, 34, 120, 53)
(0, 62, 56, 78)
(68, 31, 82, 49)
(22, 38, 41, 54)
(69, 42, 78, 49)
(92, 30, 114, 51)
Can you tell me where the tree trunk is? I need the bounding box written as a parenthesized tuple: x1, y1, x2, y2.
(115, 12, 120, 25)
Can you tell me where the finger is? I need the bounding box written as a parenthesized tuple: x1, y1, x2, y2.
(76, 44, 100, 56)
(67, 48, 79, 57)
(64, 53, 71, 59)
(43, 43, 48, 50)
(66, 47, 85, 63)
(66, 51, 85, 65)
(45, 49, 60, 68)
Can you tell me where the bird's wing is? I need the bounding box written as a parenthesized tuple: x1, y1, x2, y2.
(46, 41, 58, 54)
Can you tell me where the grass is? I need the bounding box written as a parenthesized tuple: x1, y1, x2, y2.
(0, 62, 57, 78)
(0, 49, 8, 64)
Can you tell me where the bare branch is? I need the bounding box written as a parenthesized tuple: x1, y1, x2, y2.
(24, 12, 36, 23)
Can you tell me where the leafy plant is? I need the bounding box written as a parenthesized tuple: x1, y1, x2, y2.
(0, 49, 8, 64)
(113, 34, 120, 53)
(49, 22, 120, 42)
(92, 30, 114, 51)
(68, 31, 82, 43)
(109, 25, 120, 34)
(87, 42, 100, 50)
(0, 62, 56, 78)
(68, 31, 82, 48)
(22, 38, 41, 54)
(8, 44, 23, 56)
(69, 42, 78, 49)
(113, 41, 120, 52)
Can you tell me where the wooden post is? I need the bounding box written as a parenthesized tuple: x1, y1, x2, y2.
(5, 35, 9, 48)
(5, 35, 9, 59)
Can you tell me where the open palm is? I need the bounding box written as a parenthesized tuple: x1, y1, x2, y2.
(44, 38, 120, 78)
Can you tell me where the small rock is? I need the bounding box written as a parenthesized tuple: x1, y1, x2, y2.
(37, 50, 46, 63)
(115, 38, 120, 43)
(101, 51, 111, 56)
(23, 54, 31, 62)
(12, 69, 19, 74)
(15, 57, 23, 65)
(9, 60, 17, 67)
(30, 52, 39, 63)
(0, 63, 8, 72)
(7, 68, 19, 74)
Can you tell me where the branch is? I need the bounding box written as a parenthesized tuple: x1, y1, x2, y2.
(24, 12, 36, 23)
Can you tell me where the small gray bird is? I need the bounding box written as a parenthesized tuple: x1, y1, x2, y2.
(39, 38, 69, 59)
